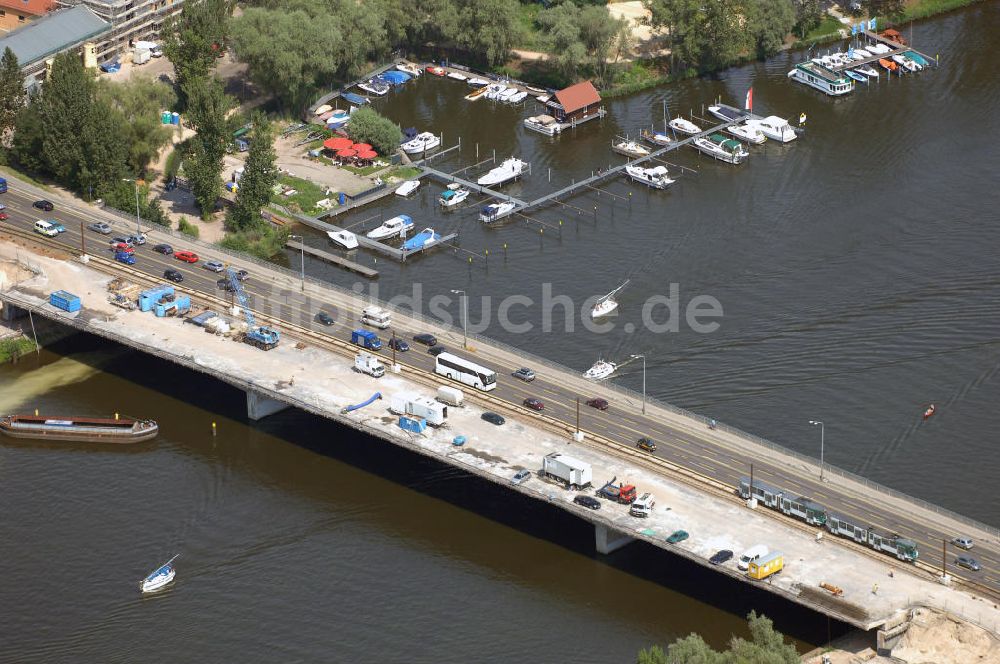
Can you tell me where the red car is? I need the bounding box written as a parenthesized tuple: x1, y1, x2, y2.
(174, 250, 199, 263)
(586, 398, 609, 411)
(110, 242, 134, 253)
(0, 211, 8, 221)
(523, 398, 545, 411)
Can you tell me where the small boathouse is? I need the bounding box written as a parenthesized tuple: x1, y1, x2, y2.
(545, 80, 604, 124)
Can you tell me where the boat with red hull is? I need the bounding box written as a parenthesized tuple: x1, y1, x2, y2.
(0, 414, 158, 443)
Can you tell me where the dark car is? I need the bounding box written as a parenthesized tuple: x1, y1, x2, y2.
(163, 268, 184, 283)
(586, 398, 609, 411)
(216, 278, 236, 292)
(573, 495, 601, 510)
(481, 412, 505, 426)
(955, 555, 981, 572)
(88, 222, 112, 235)
(709, 550, 733, 565)
(637, 437, 656, 452)
(33, 199, 54, 211)
(235, 269, 249, 281)
(665, 530, 689, 544)
(153, 243, 173, 255)
(512, 367, 536, 382)
(413, 333, 437, 346)
(315, 311, 335, 326)
(523, 397, 544, 411)
(428, 345, 447, 356)
(388, 337, 409, 352)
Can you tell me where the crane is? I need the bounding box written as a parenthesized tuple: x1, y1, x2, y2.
(226, 267, 280, 350)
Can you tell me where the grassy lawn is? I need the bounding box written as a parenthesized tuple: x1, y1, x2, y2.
(272, 174, 330, 216)
(0, 336, 36, 363)
(804, 15, 844, 41)
(901, 0, 979, 21)
(342, 163, 389, 176)
(387, 166, 421, 180)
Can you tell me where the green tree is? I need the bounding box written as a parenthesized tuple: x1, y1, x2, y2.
(346, 106, 401, 155)
(162, 0, 233, 108)
(227, 114, 277, 231)
(79, 100, 128, 199)
(98, 77, 177, 176)
(457, 0, 520, 67)
(537, 3, 586, 82)
(0, 47, 25, 147)
(862, 0, 904, 21)
(182, 76, 233, 217)
(637, 612, 798, 664)
(34, 51, 93, 190)
(791, 0, 822, 38)
(11, 103, 45, 173)
(746, 0, 795, 59)
(577, 4, 629, 84)
(644, 0, 707, 71)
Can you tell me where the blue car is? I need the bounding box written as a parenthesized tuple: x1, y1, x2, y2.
(48, 221, 66, 233)
(388, 337, 409, 352)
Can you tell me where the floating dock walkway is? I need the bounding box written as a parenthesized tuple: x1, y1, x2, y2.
(829, 30, 937, 73)
(286, 240, 379, 279)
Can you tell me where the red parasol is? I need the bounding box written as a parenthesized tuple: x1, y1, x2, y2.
(351, 143, 372, 151)
(323, 137, 353, 150)
(336, 148, 358, 158)
(355, 149, 378, 160)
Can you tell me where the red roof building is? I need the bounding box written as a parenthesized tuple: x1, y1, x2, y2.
(544, 80, 603, 124)
(0, 0, 55, 33)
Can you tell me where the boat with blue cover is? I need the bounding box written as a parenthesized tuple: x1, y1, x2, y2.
(381, 70, 411, 85)
(341, 92, 369, 105)
(402, 228, 441, 251)
(845, 70, 868, 83)
(140, 555, 178, 593)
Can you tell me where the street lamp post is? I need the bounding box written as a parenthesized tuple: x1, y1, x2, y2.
(122, 178, 141, 238)
(630, 354, 646, 414)
(450, 289, 468, 349)
(809, 420, 825, 481)
(288, 234, 305, 290)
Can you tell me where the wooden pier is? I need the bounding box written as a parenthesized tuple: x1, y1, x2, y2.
(286, 240, 379, 279)
(828, 31, 936, 73)
(418, 164, 529, 207)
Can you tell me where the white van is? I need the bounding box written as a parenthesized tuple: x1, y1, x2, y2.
(361, 306, 391, 329)
(630, 493, 655, 518)
(738, 544, 769, 571)
(34, 220, 58, 237)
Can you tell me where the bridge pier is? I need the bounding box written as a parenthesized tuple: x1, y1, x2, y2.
(0, 301, 25, 322)
(246, 390, 289, 420)
(594, 523, 634, 554)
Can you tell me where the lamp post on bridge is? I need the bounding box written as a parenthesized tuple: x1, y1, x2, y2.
(288, 234, 305, 291)
(450, 289, 468, 349)
(122, 178, 141, 239)
(630, 354, 646, 414)
(809, 420, 825, 481)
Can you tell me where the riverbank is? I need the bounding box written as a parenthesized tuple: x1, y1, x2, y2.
(0, 333, 35, 364)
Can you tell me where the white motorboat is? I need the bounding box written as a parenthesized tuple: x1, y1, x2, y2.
(524, 114, 562, 136)
(584, 359, 616, 380)
(140, 555, 178, 594)
(857, 65, 880, 77)
(612, 140, 651, 158)
(327, 229, 358, 250)
(726, 122, 766, 144)
(402, 227, 441, 252)
(868, 43, 891, 54)
(467, 77, 489, 87)
(395, 180, 420, 196)
(396, 62, 422, 77)
(357, 78, 390, 96)
(508, 91, 528, 104)
(707, 104, 748, 123)
(401, 131, 441, 154)
(485, 84, 507, 100)
(892, 54, 918, 72)
(447, 72, 468, 81)
(439, 184, 470, 208)
(692, 133, 749, 164)
(745, 115, 798, 143)
(625, 164, 674, 189)
(852, 48, 872, 59)
(498, 87, 518, 102)
(366, 214, 414, 240)
(668, 117, 701, 135)
(535, 94, 550, 103)
(591, 281, 629, 319)
(477, 157, 526, 187)
(325, 109, 350, 130)
(479, 201, 516, 223)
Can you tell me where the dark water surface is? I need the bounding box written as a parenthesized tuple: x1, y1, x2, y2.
(3, 5, 999, 661)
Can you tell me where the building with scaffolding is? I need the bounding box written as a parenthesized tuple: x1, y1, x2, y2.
(56, 0, 182, 64)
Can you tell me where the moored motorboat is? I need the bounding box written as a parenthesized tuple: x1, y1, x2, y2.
(905, 51, 929, 67)
(845, 69, 868, 83)
(707, 104, 748, 123)
(524, 114, 561, 135)
(426, 65, 446, 76)
(852, 48, 872, 59)
(439, 184, 470, 208)
(140, 555, 178, 594)
(498, 87, 518, 102)
(465, 86, 488, 101)
(625, 164, 674, 189)
(396, 62, 422, 77)
(479, 201, 516, 223)
(879, 57, 898, 72)
(401, 131, 441, 154)
(639, 129, 672, 146)
(402, 227, 441, 251)
(692, 133, 748, 164)
(868, 43, 891, 55)
(668, 117, 701, 135)
(395, 180, 421, 196)
(584, 359, 616, 380)
(508, 91, 528, 104)
(467, 77, 489, 87)
(325, 109, 350, 130)
(341, 92, 369, 106)
(612, 140, 651, 158)
(857, 65, 879, 78)
(327, 229, 358, 250)
(366, 214, 414, 240)
(787, 62, 854, 96)
(726, 122, 766, 144)
(357, 78, 390, 96)
(892, 53, 919, 71)
(447, 71, 468, 82)
(745, 115, 798, 143)
(485, 84, 507, 100)
(477, 158, 526, 187)
(0, 414, 158, 443)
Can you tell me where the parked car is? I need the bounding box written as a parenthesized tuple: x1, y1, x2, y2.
(637, 437, 656, 452)
(512, 367, 536, 382)
(48, 221, 66, 233)
(88, 222, 112, 235)
(387, 337, 409, 352)
(128, 234, 147, 245)
(0, 211, 8, 221)
(428, 345, 447, 356)
(511, 469, 531, 486)
(709, 550, 733, 565)
(110, 237, 133, 248)
(153, 243, 173, 255)
(235, 269, 249, 281)
(481, 412, 505, 426)
(955, 555, 981, 572)
(174, 250, 199, 263)
(216, 279, 236, 292)
(33, 199, 54, 211)
(666, 530, 689, 544)
(203, 261, 225, 272)
(952, 536, 974, 550)
(163, 269, 184, 283)
(110, 242, 134, 254)
(573, 495, 601, 510)
(523, 397, 544, 411)
(315, 311, 335, 326)
(586, 398, 609, 410)
(413, 333, 437, 346)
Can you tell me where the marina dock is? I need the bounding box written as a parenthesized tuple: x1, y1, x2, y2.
(417, 163, 528, 207)
(829, 31, 937, 73)
(285, 240, 379, 279)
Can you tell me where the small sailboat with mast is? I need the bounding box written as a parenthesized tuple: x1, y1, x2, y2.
(140, 554, 179, 594)
(591, 280, 629, 319)
(641, 100, 674, 147)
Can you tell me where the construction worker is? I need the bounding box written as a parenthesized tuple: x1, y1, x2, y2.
(799, 112, 807, 126)
(872, 583, 879, 595)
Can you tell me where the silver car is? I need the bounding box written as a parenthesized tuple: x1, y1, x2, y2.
(511, 469, 531, 485)
(203, 261, 225, 273)
(952, 536, 974, 550)
(955, 555, 981, 572)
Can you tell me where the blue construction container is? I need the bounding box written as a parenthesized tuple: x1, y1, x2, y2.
(49, 290, 81, 312)
(187, 311, 218, 327)
(155, 294, 191, 317)
(398, 416, 427, 433)
(138, 284, 175, 312)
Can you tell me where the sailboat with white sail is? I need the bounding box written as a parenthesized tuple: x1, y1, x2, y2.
(591, 280, 629, 318)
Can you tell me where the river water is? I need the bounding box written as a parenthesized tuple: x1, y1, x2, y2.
(3, 5, 999, 661)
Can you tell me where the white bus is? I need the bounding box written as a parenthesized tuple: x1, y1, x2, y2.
(435, 352, 497, 392)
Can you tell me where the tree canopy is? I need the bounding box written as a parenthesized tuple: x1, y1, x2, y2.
(346, 106, 401, 156)
(162, 0, 233, 108)
(227, 114, 278, 232)
(637, 612, 800, 664)
(0, 47, 25, 147)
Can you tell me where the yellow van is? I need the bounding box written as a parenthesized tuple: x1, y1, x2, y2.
(747, 551, 784, 580)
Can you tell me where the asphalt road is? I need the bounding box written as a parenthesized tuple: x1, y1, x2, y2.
(3, 183, 997, 596)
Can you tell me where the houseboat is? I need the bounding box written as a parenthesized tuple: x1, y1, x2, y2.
(0, 414, 159, 443)
(787, 62, 854, 96)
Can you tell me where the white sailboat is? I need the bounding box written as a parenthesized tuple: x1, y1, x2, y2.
(140, 555, 178, 594)
(668, 117, 701, 135)
(584, 359, 617, 380)
(591, 280, 629, 318)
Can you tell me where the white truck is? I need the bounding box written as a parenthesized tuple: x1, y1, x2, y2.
(630, 493, 655, 518)
(355, 352, 385, 378)
(436, 385, 464, 407)
(541, 452, 593, 490)
(389, 392, 447, 426)
(361, 306, 392, 329)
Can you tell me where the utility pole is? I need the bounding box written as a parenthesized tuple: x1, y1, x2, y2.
(810, 420, 825, 481)
(576, 397, 580, 436)
(79, 221, 85, 255)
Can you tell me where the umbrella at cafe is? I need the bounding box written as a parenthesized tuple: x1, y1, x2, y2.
(323, 137, 353, 150)
(336, 148, 358, 158)
(351, 143, 372, 152)
(355, 149, 378, 160)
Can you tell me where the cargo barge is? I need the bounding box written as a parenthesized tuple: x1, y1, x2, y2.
(0, 414, 159, 443)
